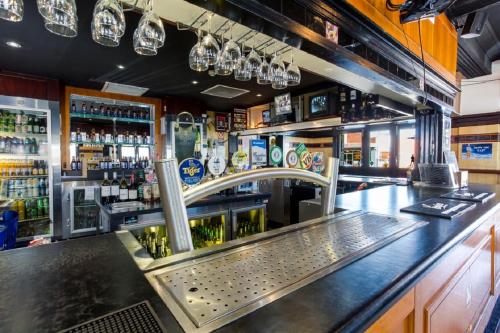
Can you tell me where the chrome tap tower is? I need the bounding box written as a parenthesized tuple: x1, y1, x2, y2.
(155, 158, 339, 254)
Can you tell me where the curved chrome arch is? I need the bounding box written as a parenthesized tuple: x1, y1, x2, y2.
(155, 158, 339, 254)
(184, 167, 330, 206)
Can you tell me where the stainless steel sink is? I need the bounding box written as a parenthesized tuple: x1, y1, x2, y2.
(145, 212, 425, 333)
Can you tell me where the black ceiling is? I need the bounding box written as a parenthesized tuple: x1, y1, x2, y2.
(447, 0, 500, 78)
(0, 0, 329, 111)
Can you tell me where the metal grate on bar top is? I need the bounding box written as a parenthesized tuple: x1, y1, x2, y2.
(59, 301, 166, 333)
(147, 213, 425, 332)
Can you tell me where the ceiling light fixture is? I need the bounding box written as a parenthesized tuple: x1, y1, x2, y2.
(117, 64, 125, 69)
(6, 40, 21, 48)
(256, 94, 262, 97)
(192, 80, 199, 85)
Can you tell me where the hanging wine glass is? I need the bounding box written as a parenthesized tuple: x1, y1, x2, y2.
(201, 15, 219, 66)
(270, 52, 287, 89)
(189, 30, 208, 71)
(133, 28, 157, 56)
(234, 43, 251, 81)
(0, 0, 23, 22)
(286, 50, 301, 86)
(214, 31, 232, 76)
(91, 0, 126, 47)
(245, 35, 261, 77)
(257, 45, 271, 85)
(135, 0, 165, 50)
(38, 0, 78, 37)
(223, 24, 241, 69)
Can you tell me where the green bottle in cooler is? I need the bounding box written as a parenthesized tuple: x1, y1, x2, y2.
(37, 198, 44, 218)
(43, 197, 49, 217)
(31, 199, 38, 219)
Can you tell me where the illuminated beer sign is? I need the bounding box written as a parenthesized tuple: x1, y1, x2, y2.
(179, 158, 205, 186)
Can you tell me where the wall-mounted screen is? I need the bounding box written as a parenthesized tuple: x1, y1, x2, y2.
(310, 94, 329, 115)
(274, 93, 292, 115)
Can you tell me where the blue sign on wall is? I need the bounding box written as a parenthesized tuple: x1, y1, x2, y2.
(461, 143, 493, 160)
(179, 158, 205, 186)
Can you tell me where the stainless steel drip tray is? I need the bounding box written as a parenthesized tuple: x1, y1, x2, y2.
(146, 213, 426, 332)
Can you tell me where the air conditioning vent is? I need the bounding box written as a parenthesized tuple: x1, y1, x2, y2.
(102, 82, 149, 96)
(201, 85, 249, 99)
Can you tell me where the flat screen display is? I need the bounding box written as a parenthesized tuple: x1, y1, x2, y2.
(310, 94, 328, 114)
(274, 93, 292, 115)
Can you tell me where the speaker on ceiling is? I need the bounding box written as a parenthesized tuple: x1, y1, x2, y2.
(461, 11, 488, 39)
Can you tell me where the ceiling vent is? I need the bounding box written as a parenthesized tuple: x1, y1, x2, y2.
(102, 82, 149, 96)
(201, 85, 249, 99)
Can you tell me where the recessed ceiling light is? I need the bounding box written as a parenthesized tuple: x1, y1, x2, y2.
(192, 80, 198, 85)
(6, 41, 21, 48)
(256, 94, 262, 97)
(117, 64, 125, 70)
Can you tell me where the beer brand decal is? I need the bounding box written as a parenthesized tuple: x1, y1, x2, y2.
(269, 146, 283, 166)
(179, 158, 204, 186)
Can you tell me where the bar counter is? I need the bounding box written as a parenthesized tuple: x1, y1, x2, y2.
(0, 184, 499, 332)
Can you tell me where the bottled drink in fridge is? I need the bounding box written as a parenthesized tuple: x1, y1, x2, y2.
(100, 172, 111, 205)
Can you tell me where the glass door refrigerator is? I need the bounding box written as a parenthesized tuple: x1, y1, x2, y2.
(232, 204, 267, 239)
(0, 96, 56, 242)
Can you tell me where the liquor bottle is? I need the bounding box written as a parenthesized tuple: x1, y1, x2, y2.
(15, 112, 23, 133)
(76, 128, 82, 142)
(90, 104, 95, 115)
(77, 157, 82, 171)
(143, 174, 152, 204)
(119, 173, 128, 202)
(152, 174, 160, 203)
(71, 157, 77, 171)
(128, 172, 138, 201)
(137, 170, 145, 202)
(106, 106, 111, 117)
(194, 127, 202, 159)
(33, 117, 40, 134)
(71, 102, 76, 113)
(100, 172, 111, 205)
(81, 103, 87, 114)
(111, 171, 120, 203)
(27, 116, 34, 133)
(39, 118, 46, 134)
(99, 104, 105, 116)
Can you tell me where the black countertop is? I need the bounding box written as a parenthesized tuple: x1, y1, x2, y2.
(1, 184, 499, 333)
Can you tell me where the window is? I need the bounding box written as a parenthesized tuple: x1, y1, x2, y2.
(369, 130, 391, 167)
(341, 132, 362, 167)
(398, 127, 415, 168)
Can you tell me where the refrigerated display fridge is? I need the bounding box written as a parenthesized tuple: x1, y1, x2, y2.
(232, 204, 267, 239)
(130, 211, 230, 259)
(0, 95, 60, 242)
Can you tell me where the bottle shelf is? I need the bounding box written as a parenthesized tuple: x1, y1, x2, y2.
(0, 195, 49, 200)
(70, 141, 153, 147)
(19, 216, 50, 223)
(0, 131, 48, 138)
(0, 153, 48, 159)
(70, 112, 153, 124)
(0, 175, 48, 179)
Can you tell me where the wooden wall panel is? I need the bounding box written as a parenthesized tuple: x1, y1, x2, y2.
(346, 0, 458, 83)
(0, 72, 59, 101)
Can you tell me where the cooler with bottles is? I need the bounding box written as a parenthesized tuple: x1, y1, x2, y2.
(0, 100, 53, 243)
